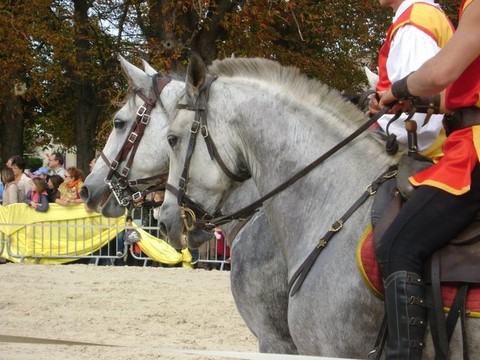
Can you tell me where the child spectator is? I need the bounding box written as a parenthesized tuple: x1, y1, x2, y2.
(46, 175, 64, 203)
(56, 167, 84, 206)
(30, 166, 49, 181)
(1, 167, 19, 205)
(24, 177, 49, 212)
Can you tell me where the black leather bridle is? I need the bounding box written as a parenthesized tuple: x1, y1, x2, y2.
(167, 75, 251, 231)
(100, 73, 172, 208)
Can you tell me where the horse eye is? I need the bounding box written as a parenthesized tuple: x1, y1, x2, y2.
(113, 118, 124, 129)
(167, 135, 178, 148)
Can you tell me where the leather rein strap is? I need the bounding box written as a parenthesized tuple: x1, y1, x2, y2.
(204, 104, 395, 228)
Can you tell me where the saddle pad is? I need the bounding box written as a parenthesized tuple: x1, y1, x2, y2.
(356, 225, 480, 317)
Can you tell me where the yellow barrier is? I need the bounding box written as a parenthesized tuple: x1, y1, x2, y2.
(0, 203, 190, 267)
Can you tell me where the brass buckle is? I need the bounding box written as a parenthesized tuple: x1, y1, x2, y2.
(181, 206, 197, 232)
(329, 220, 343, 232)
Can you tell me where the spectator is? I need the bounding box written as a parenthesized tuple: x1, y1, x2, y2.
(6, 155, 33, 201)
(89, 157, 97, 172)
(47, 152, 67, 179)
(30, 166, 49, 182)
(115, 215, 140, 265)
(1, 167, 19, 205)
(24, 177, 49, 212)
(215, 226, 230, 270)
(151, 190, 165, 220)
(55, 167, 84, 206)
(46, 175, 64, 203)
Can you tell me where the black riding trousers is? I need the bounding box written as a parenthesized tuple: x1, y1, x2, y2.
(375, 163, 480, 277)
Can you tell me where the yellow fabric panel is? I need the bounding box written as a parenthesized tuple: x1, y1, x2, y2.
(408, 3, 454, 47)
(0, 203, 124, 264)
(419, 127, 446, 162)
(0, 203, 189, 266)
(133, 224, 192, 267)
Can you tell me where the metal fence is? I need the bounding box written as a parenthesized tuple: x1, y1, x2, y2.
(0, 206, 230, 270)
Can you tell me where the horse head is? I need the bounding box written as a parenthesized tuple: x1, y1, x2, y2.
(159, 53, 251, 249)
(80, 56, 184, 217)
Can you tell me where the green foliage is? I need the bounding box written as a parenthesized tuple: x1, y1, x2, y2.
(0, 0, 462, 157)
(26, 157, 44, 173)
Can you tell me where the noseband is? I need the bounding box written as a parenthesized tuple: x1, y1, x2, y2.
(100, 74, 172, 208)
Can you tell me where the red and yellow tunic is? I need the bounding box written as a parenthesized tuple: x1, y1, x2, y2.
(377, 2, 454, 91)
(411, 0, 480, 195)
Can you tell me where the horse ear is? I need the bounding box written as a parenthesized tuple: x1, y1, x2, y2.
(118, 55, 151, 91)
(364, 66, 379, 90)
(141, 59, 158, 76)
(185, 52, 206, 102)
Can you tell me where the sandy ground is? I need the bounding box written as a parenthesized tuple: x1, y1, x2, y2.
(0, 263, 258, 360)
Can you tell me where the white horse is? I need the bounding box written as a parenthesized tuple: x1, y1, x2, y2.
(80, 57, 297, 354)
(158, 54, 480, 358)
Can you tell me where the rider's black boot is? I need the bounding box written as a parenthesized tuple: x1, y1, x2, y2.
(384, 271, 427, 359)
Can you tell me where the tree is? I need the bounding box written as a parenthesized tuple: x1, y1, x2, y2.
(0, 0, 461, 170)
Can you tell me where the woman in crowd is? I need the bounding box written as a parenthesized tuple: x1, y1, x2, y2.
(55, 167, 84, 206)
(5, 155, 33, 201)
(1, 167, 19, 205)
(46, 174, 64, 203)
(24, 177, 49, 212)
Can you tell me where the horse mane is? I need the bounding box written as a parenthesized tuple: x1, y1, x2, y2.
(208, 57, 366, 126)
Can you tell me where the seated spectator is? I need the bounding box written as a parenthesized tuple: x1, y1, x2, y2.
(116, 215, 133, 254)
(55, 167, 84, 206)
(1, 167, 19, 205)
(215, 226, 230, 266)
(46, 175, 64, 203)
(24, 177, 49, 212)
(115, 215, 140, 265)
(6, 155, 33, 201)
(30, 166, 49, 182)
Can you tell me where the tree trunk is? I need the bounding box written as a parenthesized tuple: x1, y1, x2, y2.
(71, 0, 102, 175)
(74, 82, 100, 175)
(0, 96, 25, 164)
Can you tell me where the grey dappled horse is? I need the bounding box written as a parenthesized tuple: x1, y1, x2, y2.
(80, 57, 297, 354)
(158, 54, 480, 358)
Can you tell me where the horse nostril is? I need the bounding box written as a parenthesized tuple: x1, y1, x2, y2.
(79, 186, 89, 201)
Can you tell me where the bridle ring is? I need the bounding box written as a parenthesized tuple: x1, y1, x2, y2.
(180, 206, 197, 232)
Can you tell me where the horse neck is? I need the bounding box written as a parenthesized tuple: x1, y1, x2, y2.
(216, 82, 394, 272)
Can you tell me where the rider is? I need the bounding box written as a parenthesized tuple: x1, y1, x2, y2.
(372, 0, 480, 358)
(372, 0, 454, 161)
(370, 0, 454, 227)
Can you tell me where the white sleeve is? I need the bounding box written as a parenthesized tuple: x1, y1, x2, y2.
(386, 25, 442, 83)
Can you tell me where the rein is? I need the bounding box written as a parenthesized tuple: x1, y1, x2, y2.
(206, 105, 394, 228)
(172, 81, 396, 231)
(100, 74, 171, 207)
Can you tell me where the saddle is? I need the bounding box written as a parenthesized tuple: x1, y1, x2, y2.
(373, 154, 480, 284)
(371, 154, 480, 359)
